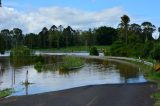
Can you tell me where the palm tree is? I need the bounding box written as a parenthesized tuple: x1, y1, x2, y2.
(120, 15, 130, 44)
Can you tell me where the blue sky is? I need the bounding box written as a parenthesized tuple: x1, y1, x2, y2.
(1, 0, 160, 35)
(4, 0, 159, 16)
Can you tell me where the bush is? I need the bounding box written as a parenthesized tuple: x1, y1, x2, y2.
(89, 47, 99, 56)
(10, 46, 34, 67)
(150, 44, 160, 61)
(141, 42, 154, 58)
(34, 62, 43, 72)
(60, 56, 85, 70)
(110, 42, 127, 56)
(10, 46, 33, 58)
(103, 48, 111, 56)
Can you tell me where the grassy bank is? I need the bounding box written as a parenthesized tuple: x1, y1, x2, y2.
(33, 46, 110, 52)
(117, 57, 160, 106)
(0, 88, 14, 99)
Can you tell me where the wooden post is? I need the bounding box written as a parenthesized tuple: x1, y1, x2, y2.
(25, 70, 28, 84)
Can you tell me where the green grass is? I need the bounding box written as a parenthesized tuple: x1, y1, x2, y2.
(60, 56, 85, 70)
(33, 45, 110, 52)
(151, 92, 160, 106)
(0, 88, 14, 99)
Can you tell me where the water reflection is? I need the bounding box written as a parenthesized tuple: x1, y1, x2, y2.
(0, 56, 146, 96)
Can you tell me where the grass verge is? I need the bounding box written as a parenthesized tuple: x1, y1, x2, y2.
(0, 88, 14, 99)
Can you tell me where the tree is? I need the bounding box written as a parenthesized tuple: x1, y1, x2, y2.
(120, 15, 130, 44)
(128, 23, 143, 43)
(10, 28, 23, 47)
(129, 23, 142, 33)
(48, 25, 58, 48)
(24, 33, 38, 49)
(158, 27, 160, 40)
(80, 28, 97, 49)
(63, 26, 74, 47)
(38, 27, 49, 48)
(0, 34, 5, 54)
(95, 26, 117, 45)
(141, 22, 156, 42)
(1, 29, 12, 49)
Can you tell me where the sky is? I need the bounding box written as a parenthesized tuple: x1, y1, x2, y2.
(0, 0, 160, 37)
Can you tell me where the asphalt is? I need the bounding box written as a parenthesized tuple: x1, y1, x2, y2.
(0, 82, 157, 106)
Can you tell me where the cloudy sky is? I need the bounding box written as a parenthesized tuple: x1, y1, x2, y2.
(0, 0, 160, 35)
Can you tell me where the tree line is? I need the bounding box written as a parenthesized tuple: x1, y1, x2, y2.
(0, 15, 160, 60)
(0, 25, 117, 50)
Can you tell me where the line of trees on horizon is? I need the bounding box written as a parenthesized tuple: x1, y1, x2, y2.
(0, 15, 160, 60)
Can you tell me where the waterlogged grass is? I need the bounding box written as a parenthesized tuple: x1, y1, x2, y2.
(0, 88, 14, 99)
(60, 56, 85, 70)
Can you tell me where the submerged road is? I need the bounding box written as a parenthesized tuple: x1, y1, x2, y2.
(0, 82, 156, 106)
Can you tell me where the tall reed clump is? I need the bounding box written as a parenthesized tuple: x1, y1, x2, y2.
(60, 56, 85, 70)
(10, 46, 34, 67)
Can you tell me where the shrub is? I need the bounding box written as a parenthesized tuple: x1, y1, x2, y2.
(150, 44, 160, 61)
(89, 47, 99, 56)
(10, 46, 34, 67)
(34, 62, 43, 72)
(141, 42, 154, 58)
(60, 56, 85, 70)
(10, 46, 33, 58)
(34, 55, 45, 63)
(110, 42, 127, 56)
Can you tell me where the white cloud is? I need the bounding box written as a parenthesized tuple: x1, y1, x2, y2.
(0, 6, 125, 34)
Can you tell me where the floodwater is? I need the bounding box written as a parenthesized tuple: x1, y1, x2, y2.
(0, 55, 146, 96)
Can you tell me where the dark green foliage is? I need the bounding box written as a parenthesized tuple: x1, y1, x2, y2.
(141, 42, 154, 58)
(96, 26, 117, 45)
(150, 44, 160, 61)
(110, 42, 127, 56)
(10, 28, 23, 46)
(34, 55, 45, 63)
(34, 62, 43, 72)
(0, 35, 5, 54)
(111, 42, 145, 57)
(89, 47, 99, 56)
(103, 48, 111, 56)
(10, 46, 34, 67)
(10, 46, 32, 58)
(24, 33, 38, 49)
